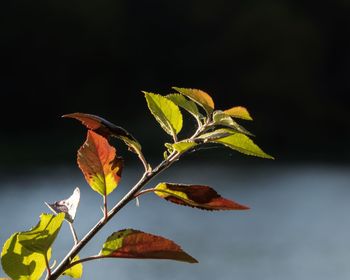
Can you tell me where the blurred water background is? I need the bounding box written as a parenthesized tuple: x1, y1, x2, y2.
(1, 162, 350, 280)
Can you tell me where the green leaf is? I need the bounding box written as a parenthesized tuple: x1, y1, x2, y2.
(171, 140, 198, 154)
(166, 94, 202, 120)
(154, 183, 249, 210)
(100, 229, 198, 263)
(198, 128, 236, 142)
(212, 133, 274, 159)
(172, 87, 214, 116)
(63, 255, 83, 279)
(212, 110, 253, 136)
(1, 234, 51, 280)
(17, 213, 65, 254)
(224, 106, 253, 120)
(143, 92, 183, 137)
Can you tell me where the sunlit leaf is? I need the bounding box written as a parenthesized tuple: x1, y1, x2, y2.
(45, 187, 80, 223)
(63, 255, 83, 279)
(212, 110, 253, 136)
(224, 106, 253, 120)
(77, 131, 123, 196)
(17, 213, 65, 254)
(172, 87, 214, 116)
(198, 128, 236, 142)
(166, 94, 202, 120)
(62, 113, 142, 154)
(1, 233, 50, 280)
(212, 133, 274, 159)
(171, 140, 198, 154)
(154, 183, 249, 210)
(143, 92, 183, 137)
(100, 229, 197, 263)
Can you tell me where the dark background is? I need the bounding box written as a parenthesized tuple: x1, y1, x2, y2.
(1, 0, 349, 168)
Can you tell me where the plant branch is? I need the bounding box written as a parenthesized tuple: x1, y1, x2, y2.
(48, 151, 181, 280)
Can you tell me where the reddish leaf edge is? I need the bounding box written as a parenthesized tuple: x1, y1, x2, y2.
(153, 184, 250, 211)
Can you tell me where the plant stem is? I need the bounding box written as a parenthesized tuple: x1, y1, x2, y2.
(45, 252, 51, 278)
(103, 194, 108, 221)
(48, 152, 180, 280)
(69, 222, 79, 245)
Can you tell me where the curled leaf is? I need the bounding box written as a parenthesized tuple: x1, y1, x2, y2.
(144, 92, 183, 137)
(172, 87, 214, 116)
(45, 187, 80, 223)
(100, 229, 198, 263)
(212, 133, 274, 159)
(62, 113, 142, 154)
(224, 106, 253, 120)
(63, 255, 83, 279)
(77, 130, 124, 196)
(170, 140, 198, 154)
(154, 183, 249, 210)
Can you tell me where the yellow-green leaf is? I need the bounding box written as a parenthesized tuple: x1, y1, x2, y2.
(63, 255, 83, 279)
(18, 213, 65, 254)
(212, 133, 274, 159)
(171, 140, 198, 154)
(1, 235, 52, 280)
(77, 130, 124, 196)
(198, 128, 236, 142)
(224, 106, 253, 120)
(166, 94, 201, 120)
(172, 87, 214, 116)
(212, 110, 253, 136)
(144, 92, 183, 137)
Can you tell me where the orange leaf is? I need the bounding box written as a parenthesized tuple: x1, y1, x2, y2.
(224, 106, 253, 121)
(100, 229, 198, 263)
(77, 130, 123, 196)
(154, 183, 249, 210)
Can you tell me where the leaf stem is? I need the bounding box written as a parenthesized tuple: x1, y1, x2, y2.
(134, 188, 156, 198)
(69, 222, 79, 245)
(103, 195, 108, 221)
(45, 251, 52, 278)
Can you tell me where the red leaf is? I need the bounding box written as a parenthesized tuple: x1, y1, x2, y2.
(63, 113, 137, 142)
(100, 229, 198, 263)
(154, 183, 249, 210)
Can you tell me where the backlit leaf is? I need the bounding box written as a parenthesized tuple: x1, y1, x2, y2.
(100, 229, 197, 263)
(224, 106, 253, 120)
(144, 92, 183, 136)
(212, 110, 253, 136)
(77, 130, 124, 196)
(171, 140, 198, 154)
(166, 94, 201, 120)
(63, 255, 83, 279)
(45, 187, 80, 223)
(1, 233, 49, 280)
(17, 213, 65, 254)
(212, 133, 274, 159)
(172, 87, 214, 116)
(198, 128, 236, 142)
(154, 183, 249, 210)
(63, 113, 142, 154)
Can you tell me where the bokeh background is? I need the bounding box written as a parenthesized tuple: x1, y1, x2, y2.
(1, 1, 349, 279)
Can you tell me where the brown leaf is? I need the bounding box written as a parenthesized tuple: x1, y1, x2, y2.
(154, 183, 249, 210)
(100, 229, 198, 263)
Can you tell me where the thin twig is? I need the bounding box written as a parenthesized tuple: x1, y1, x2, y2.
(103, 194, 108, 221)
(69, 223, 79, 245)
(45, 251, 51, 278)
